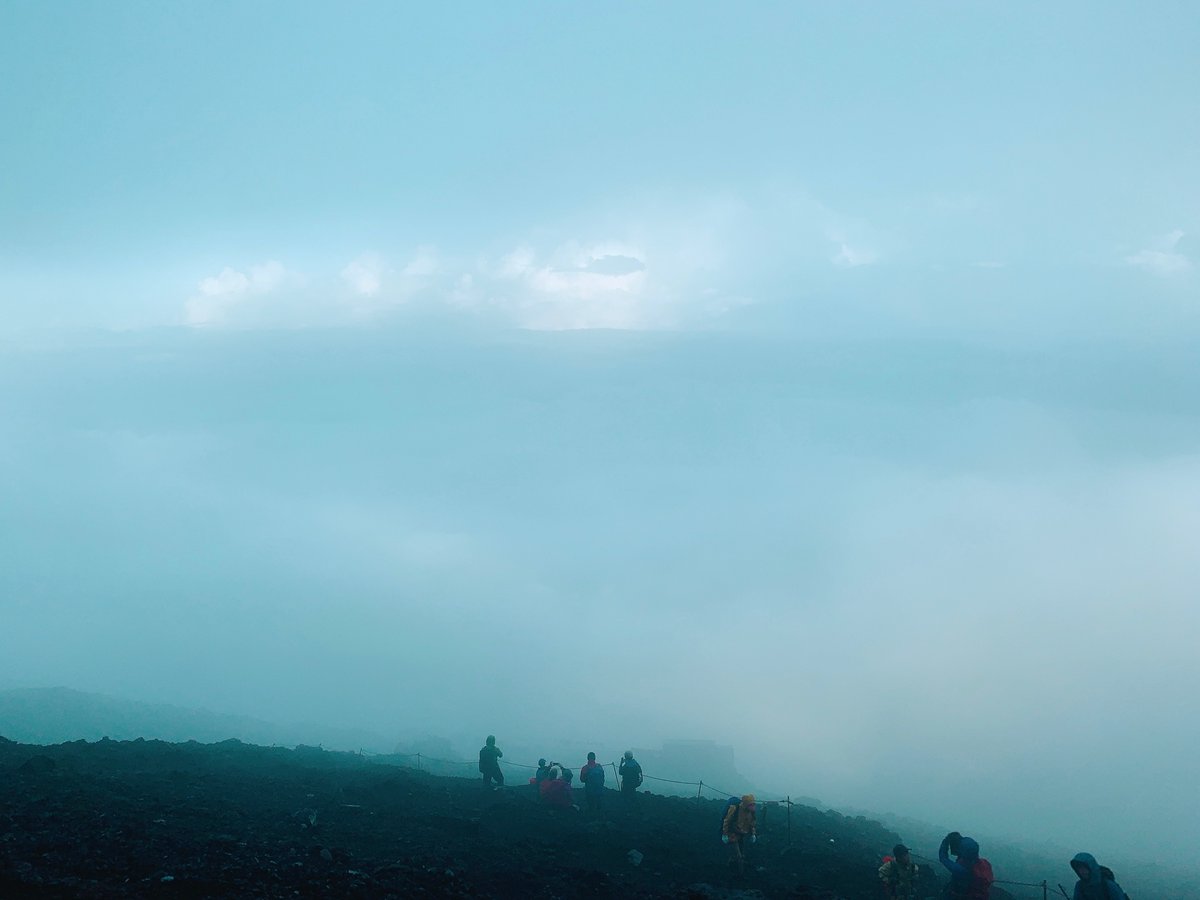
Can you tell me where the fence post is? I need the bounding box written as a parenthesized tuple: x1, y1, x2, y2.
(787, 796, 792, 848)
(417, 753, 422, 772)
(1042, 881, 1047, 900)
(697, 780, 703, 802)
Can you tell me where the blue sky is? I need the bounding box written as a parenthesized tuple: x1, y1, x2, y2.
(2, 0, 1200, 873)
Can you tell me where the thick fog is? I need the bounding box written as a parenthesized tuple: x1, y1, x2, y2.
(2, 322, 1198, 867)
(2, 0, 1199, 880)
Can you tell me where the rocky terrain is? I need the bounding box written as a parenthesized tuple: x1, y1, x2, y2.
(0, 735, 962, 899)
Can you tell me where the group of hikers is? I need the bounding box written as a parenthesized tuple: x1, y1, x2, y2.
(479, 736, 1129, 898)
(877, 834, 1130, 899)
(477, 736, 644, 813)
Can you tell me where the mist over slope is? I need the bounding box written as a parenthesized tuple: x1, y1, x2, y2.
(2, 326, 1198, 868)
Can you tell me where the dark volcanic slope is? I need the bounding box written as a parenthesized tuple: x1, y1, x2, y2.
(0, 736, 949, 899)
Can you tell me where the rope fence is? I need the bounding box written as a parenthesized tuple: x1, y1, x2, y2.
(358, 748, 1087, 899)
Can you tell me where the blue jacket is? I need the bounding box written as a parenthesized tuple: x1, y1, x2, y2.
(939, 835, 980, 890)
(581, 761, 605, 794)
(1071, 853, 1127, 900)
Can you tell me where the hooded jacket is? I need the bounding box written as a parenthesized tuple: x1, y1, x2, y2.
(478, 739, 502, 772)
(939, 835, 993, 899)
(1071, 853, 1128, 900)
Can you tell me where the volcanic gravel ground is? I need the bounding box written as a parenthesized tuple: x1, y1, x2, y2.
(0, 737, 955, 899)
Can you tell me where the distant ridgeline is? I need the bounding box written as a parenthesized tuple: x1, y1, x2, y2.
(0, 687, 391, 753)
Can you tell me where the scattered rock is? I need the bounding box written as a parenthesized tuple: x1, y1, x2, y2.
(18, 755, 55, 774)
(628, 849, 644, 866)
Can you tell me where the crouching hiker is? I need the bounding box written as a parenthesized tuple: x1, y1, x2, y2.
(478, 735, 504, 790)
(538, 766, 576, 810)
(721, 794, 757, 875)
(939, 831, 993, 899)
(880, 843, 918, 899)
(1070, 853, 1130, 900)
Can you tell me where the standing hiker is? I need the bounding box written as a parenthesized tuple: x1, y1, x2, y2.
(880, 843, 919, 899)
(939, 831, 993, 899)
(721, 794, 758, 875)
(478, 735, 504, 789)
(618, 750, 643, 799)
(1070, 853, 1130, 900)
(579, 751, 605, 813)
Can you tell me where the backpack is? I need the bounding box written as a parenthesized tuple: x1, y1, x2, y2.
(720, 797, 740, 836)
(1099, 867, 1130, 900)
(968, 859, 993, 900)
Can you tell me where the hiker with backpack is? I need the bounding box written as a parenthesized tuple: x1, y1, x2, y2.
(720, 794, 758, 875)
(938, 831, 993, 899)
(618, 750, 643, 799)
(478, 735, 504, 790)
(579, 752, 606, 813)
(1070, 852, 1130, 900)
(879, 843, 919, 899)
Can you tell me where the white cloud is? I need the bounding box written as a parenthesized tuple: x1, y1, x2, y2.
(485, 241, 660, 330)
(831, 240, 876, 268)
(1125, 230, 1192, 276)
(340, 253, 385, 297)
(185, 261, 287, 326)
(401, 246, 438, 277)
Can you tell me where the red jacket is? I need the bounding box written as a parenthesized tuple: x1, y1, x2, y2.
(539, 778, 573, 809)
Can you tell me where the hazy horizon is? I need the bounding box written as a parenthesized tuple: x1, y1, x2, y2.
(2, 0, 1198, 881)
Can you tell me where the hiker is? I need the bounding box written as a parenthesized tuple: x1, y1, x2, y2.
(939, 831, 993, 899)
(879, 843, 919, 899)
(618, 750, 643, 798)
(478, 735, 504, 789)
(539, 766, 575, 809)
(535, 758, 552, 784)
(1070, 852, 1130, 900)
(721, 794, 757, 875)
(579, 751, 605, 813)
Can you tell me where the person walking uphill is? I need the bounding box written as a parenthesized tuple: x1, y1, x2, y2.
(478, 735, 504, 790)
(579, 752, 605, 813)
(721, 794, 757, 876)
(618, 750, 643, 799)
(1070, 853, 1130, 900)
(880, 843, 919, 899)
(939, 831, 993, 899)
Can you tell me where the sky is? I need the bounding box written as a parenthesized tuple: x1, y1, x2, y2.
(2, 0, 1199, 871)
